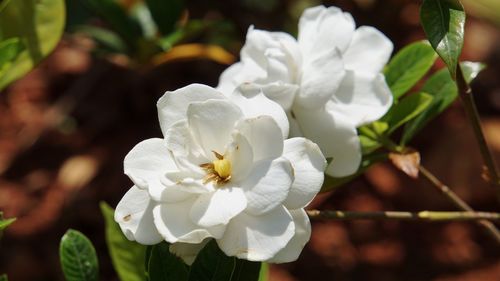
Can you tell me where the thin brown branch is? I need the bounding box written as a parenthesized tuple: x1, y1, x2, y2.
(306, 210, 500, 222)
(419, 165, 500, 244)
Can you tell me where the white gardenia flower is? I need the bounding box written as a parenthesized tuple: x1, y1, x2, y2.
(114, 83, 326, 264)
(217, 5, 394, 178)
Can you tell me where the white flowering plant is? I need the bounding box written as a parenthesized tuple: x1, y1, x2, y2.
(38, 1, 499, 281)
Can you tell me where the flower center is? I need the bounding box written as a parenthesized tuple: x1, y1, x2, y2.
(200, 151, 232, 186)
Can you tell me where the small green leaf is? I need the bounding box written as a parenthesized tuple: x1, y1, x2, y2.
(148, 242, 189, 281)
(401, 62, 485, 144)
(100, 202, 147, 281)
(0, 213, 16, 231)
(0, 38, 24, 70)
(384, 41, 438, 99)
(0, 0, 65, 91)
(320, 153, 388, 192)
(257, 263, 269, 281)
(0, 274, 8, 281)
(382, 92, 434, 134)
(145, 0, 184, 36)
(59, 229, 99, 281)
(420, 0, 465, 79)
(188, 240, 261, 281)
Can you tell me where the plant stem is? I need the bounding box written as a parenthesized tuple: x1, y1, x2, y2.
(456, 66, 500, 186)
(306, 210, 500, 222)
(419, 165, 500, 244)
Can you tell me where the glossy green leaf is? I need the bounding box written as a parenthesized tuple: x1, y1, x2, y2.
(145, 0, 184, 36)
(382, 92, 433, 134)
(0, 38, 24, 70)
(60, 229, 99, 281)
(100, 202, 147, 281)
(188, 240, 261, 281)
(401, 62, 485, 144)
(147, 242, 189, 281)
(320, 153, 388, 192)
(0, 0, 65, 91)
(420, 0, 465, 79)
(85, 0, 142, 47)
(384, 41, 437, 99)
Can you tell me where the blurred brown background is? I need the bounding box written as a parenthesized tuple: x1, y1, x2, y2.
(0, 0, 499, 280)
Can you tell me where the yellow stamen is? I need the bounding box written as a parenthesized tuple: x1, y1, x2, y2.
(213, 158, 231, 179)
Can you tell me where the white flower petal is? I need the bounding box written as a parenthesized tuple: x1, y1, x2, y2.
(157, 84, 225, 136)
(114, 186, 163, 245)
(296, 47, 346, 109)
(217, 205, 295, 261)
(343, 26, 393, 74)
(267, 209, 311, 263)
(226, 132, 254, 182)
(282, 138, 326, 209)
(298, 6, 355, 56)
(235, 116, 284, 163)
(241, 157, 293, 216)
(230, 84, 290, 138)
(124, 138, 175, 198)
(260, 82, 299, 112)
(169, 239, 210, 266)
(190, 187, 247, 227)
(187, 99, 244, 158)
(293, 105, 361, 177)
(329, 71, 393, 127)
(153, 198, 225, 243)
(164, 120, 207, 175)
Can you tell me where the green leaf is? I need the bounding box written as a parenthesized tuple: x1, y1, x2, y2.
(59, 229, 99, 281)
(420, 0, 465, 79)
(74, 25, 128, 54)
(0, 274, 7, 281)
(85, 0, 142, 48)
(188, 240, 261, 281)
(320, 153, 388, 192)
(382, 92, 434, 134)
(401, 62, 485, 144)
(0, 0, 65, 91)
(0, 213, 16, 231)
(257, 263, 268, 281)
(0, 38, 24, 70)
(148, 242, 189, 281)
(145, 0, 184, 36)
(384, 41, 438, 99)
(100, 202, 147, 281)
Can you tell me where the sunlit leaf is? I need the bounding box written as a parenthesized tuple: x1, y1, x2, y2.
(382, 92, 433, 134)
(420, 0, 465, 79)
(384, 41, 437, 99)
(0, 0, 65, 91)
(152, 44, 235, 65)
(188, 240, 261, 281)
(59, 229, 99, 281)
(147, 242, 189, 281)
(100, 202, 147, 281)
(401, 62, 485, 144)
